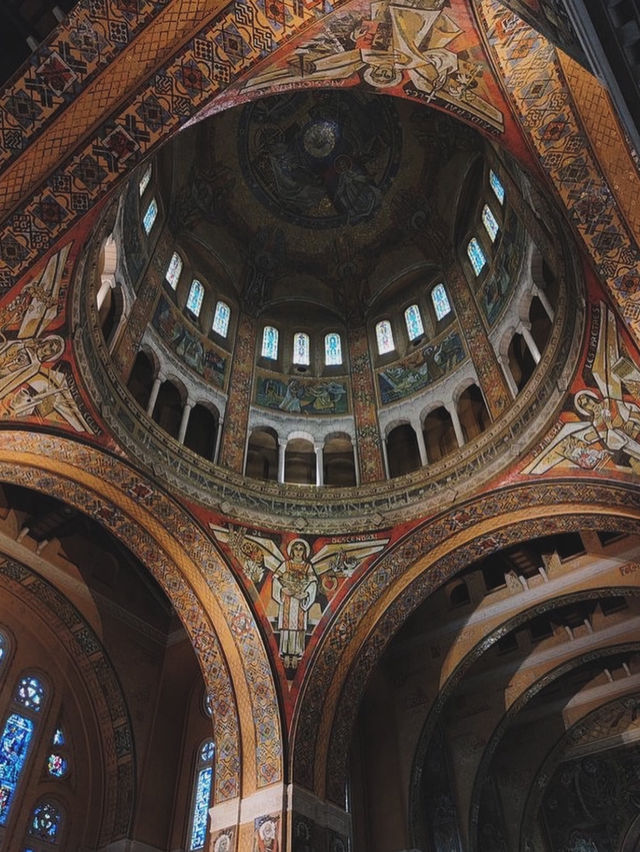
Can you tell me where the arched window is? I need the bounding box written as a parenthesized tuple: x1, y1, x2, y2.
(262, 326, 279, 360)
(489, 169, 505, 205)
(138, 163, 152, 196)
(404, 305, 424, 341)
(186, 280, 204, 318)
(188, 739, 214, 851)
(27, 800, 62, 844)
(482, 204, 499, 242)
(165, 252, 183, 290)
(431, 283, 452, 321)
(212, 301, 230, 337)
(47, 728, 68, 779)
(293, 332, 310, 366)
(16, 676, 44, 712)
(142, 198, 158, 234)
(467, 238, 486, 276)
(325, 333, 342, 366)
(375, 320, 395, 355)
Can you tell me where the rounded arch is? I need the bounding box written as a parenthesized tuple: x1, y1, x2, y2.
(291, 481, 640, 804)
(0, 430, 283, 804)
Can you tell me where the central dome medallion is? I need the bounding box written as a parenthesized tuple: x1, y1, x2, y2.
(238, 90, 402, 228)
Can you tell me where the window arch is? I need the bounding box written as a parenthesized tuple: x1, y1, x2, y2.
(482, 204, 499, 243)
(431, 283, 452, 321)
(27, 799, 63, 845)
(489, 169, 505, 205)
(293, 332, 310, 366)
(212, 301, 231, 337)
(188, 739, 214, 851)
(404, 305, 424, 341)
(262, 326, 279, 360)
(142, 198, 157, 234)
(467, 238, 487, 276)
(375, 320, 395, 355)
(165, 252, 183, 290)
(186, 280, 205, 318)
(325, 333, 342, 366)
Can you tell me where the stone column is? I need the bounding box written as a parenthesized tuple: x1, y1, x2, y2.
(218, 314, 257, 473)
(446, 401, 466, 448)
(497, 353, 519, 399)
(213, 416, 223, 464)
(520, 322, 542, 364)
(314, 442, 324, 487)
(178, 400, 193, 444)
(347, 324, 386, 483)
(146, 371, 165, 418)
(412, 415, 428, 466)
(533, 285, 555, 321)
(278, 439, 287, 484)
(446, 260, 512, 420)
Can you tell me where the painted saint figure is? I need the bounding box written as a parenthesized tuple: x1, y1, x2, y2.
(272, 539, 318, 670)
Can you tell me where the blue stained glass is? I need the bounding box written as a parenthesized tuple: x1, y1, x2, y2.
(212, 301, 230, 337)
(29, 802, 61, 842)
(404, 305, 424, 341)
(138, 164, 152, 196)
(482, 204, 499, 242)
(489, 169, 505, 204)
(186, 280, 204, 317)
(375, 320, 394, 355)
(0, 632, 5, 663)
(204, 693, 213, 718)
(47, 753, 67, 778)
(189, 766, 213, 850)
(16, 677, 44, 711)
(262, 326, 278, 359)
(165, 252, 182, 290)
(200, 740, 215, 762)
(325, 333, 342, 366)
(431, 284, 452, 321)
(467, 238, 487, 276)
(52, 728, 64, 746)
(293, 332, 310, 366)
(143, 198, 158, 234)
(0, 713, 34, 825)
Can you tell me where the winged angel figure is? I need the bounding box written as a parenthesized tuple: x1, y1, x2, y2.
(525, 302, 640, 475)
(210, 525, 388, 671)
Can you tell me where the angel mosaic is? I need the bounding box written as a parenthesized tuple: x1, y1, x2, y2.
(525, 302, 640, 475)
(0, 244, 93, 433)
(210, 524, 388, 674)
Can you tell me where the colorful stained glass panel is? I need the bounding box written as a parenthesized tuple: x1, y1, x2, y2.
(0, 714, 33, 825)
(52, 728, 64, 746)
(431, 284, 452, 321)
(143, 198, 157, 234)
(467, 238, 487, 276)
(212, 301, 230, 337)
(165, 252, 182, 290)
(376, 320, 395, 355)
(482, 204, 499, 242)
(325, 333, 342, 366)
(16, 677, 44, 711)
(186, 280, 204, 317)
(189, 766, 212, 850)
(47, 753, 67, 778)
(262, 326, 278, 359)
(404, 305, 424, 341)
(29, 802, 61, 841)
(489, 169, 505, 204)
(293, 332, 310, 366)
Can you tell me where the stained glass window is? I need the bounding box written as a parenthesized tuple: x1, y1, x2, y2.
(15, 677, 44, 712)
(0, 631, 6, 664)
(431, 284, 452, 321)
(212, 301, 230, 337)
(482, 204, 499, 242)
(52, 729, 64, 747)
(325, 333, 342, 366)
(262, 326, 278, 360)
(138, 164, 152, 196)
(204, 693, 213, 718)
(0, 714, 33, 825)
(189, 739, 214, 850)
(47, 754, 67, 778)
(142, 198, 158, 234)
(186, 280, 204, 318)
(404, 305, 424, 341)
(293, 332, 310, 366)
(375, 320, 395, 355)
(28, 802, 61, 842)
(489, 169, 505, 205)
(467, 238, 487, 276)
(165, 252, 183, 290)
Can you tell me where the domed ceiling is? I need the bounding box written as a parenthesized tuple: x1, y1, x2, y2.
(164, 90, 481, 314)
